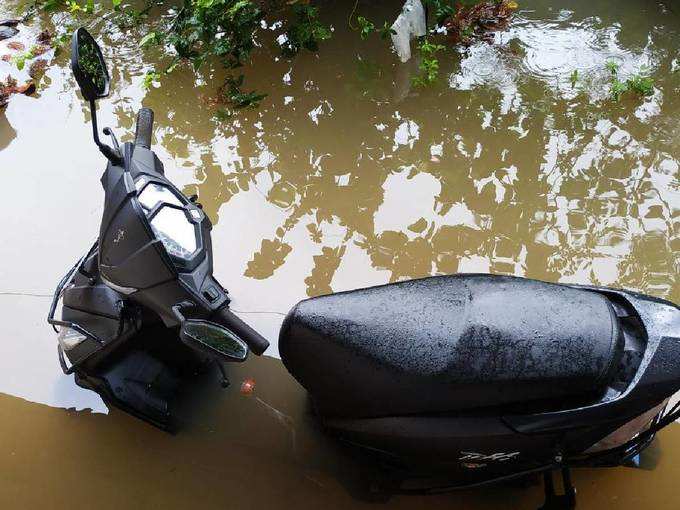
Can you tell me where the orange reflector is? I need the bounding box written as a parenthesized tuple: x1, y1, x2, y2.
(240, 378, 256, 396)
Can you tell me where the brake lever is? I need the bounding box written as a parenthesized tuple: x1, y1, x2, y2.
(103, 127, 121, 157)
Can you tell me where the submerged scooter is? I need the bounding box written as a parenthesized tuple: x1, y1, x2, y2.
(48, 28, 270, 429)
(50, 29, 680, 509)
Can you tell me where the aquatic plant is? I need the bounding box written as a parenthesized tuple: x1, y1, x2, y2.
(218, 74, 267, 109)
(627, 74, 654, 96)
(28, 0, 519, 108)
(422, 0, 456, 24)
(348, 1, 516, 89)
(356, 16, 375, 40)
(606, 60, 655, 101)
(43, 0, 95, 14)
(165, 0, 263, 70)
(40, 0, 65, 11)
(139, 30, 162, 48)
(605, 60, 619, 75)
(11, 44, 49, 71)
(0, 74, 35, 107)
(28, 58, 48, 79)
(349, 8, 394, 42)
(30, 0, 335, 113)
(113, 1, 157, 29)
(142, 70, 160, 90)
(443, 1, 517, 45)
(610, 78, 628, 101)
(570, 69, 578, 88)
(378, 22, 396, 40)
(281, 3, 332, 56)
(351, 1, 515, 46)
(412, 39, 445, 87)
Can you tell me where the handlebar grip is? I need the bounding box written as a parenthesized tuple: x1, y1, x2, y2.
(212, 306, 270, 356)
(134, 107, 154, 149)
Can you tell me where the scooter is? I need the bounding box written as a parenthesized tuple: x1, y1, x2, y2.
(48, 28, 270, 430)
(50, 28, 680, 509)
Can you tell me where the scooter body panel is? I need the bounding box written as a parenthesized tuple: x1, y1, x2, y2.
(279, 274, 680, 488)
(323, 413, 558, 489)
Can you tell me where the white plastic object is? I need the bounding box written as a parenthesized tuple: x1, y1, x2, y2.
(390, 0, 427, 63)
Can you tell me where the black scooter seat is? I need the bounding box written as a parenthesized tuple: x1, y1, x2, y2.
(279, 274, 623, 418)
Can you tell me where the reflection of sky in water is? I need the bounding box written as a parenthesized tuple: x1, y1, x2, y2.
(450, 13, 656, 102)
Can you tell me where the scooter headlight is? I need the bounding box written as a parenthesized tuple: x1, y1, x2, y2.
(138, 182, 183, 210)
(135, 179, 201, 262)
(149, 206, 198, 260)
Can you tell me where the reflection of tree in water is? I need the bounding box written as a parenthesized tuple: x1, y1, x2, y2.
(104, 0, 678, 302)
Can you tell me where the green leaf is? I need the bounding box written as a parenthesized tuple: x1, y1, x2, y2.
(142, 71, 161, 91)
(569, 69, 578, 88)
(610, 79, 628, 101)
(605, 60, 619, 76)
(42, 0, 65, 12)
(356, 16, 375, 40)
(412, 38, 445, 87)
(626, 75, 654, 96)
(221, 74, 266, 109)
(379, 22, 396, 40)
(165, 59, 181, 74)
(284, 2, 332, 55)
(227, 0, 251, 18)
(139, 31, 159, 47)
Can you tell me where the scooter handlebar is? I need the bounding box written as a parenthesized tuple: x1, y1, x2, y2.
(212, 306, 270, 356)
(134, 107, 154, 149)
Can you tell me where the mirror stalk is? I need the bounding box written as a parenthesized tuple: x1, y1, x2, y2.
(89, 98, 122, 166)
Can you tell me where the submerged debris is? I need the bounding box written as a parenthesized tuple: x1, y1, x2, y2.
(0, 22, 53, 109)
(444, 1, 517, 46)
(6, 41, 25, 51)
(391, 0, 427, 63)
(0, 26, 19, 41)
(28, 59, 48, 79)
(0, 74, 35, 108)
(388, 1, 517, 64)
(0, 18, 20, 41)
(37, 30, 51, 44)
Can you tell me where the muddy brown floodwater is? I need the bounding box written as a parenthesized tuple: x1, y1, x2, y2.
(0, 0, 678, 508)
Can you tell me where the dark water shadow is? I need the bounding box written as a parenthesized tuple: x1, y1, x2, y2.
(0, 110, 16, 151)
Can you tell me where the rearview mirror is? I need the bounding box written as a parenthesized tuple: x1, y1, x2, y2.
(71, 27, 110, 101)
(179, 320, 248, 362)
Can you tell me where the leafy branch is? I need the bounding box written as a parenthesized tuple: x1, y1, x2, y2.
(281, 3, 331, 56)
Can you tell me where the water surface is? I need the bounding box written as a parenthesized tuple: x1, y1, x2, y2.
(0, 0, 678, 507)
